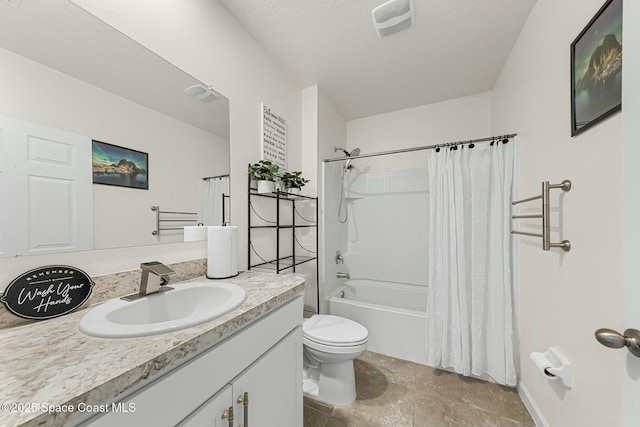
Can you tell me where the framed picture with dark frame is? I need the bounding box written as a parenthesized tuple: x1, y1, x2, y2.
(570, 0, 622, 137)
(92, 140, 149, 190)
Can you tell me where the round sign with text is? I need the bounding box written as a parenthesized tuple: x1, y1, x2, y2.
(0, 265, 94, 320)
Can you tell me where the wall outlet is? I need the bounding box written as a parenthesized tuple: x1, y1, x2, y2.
(1, 0, 22, 8)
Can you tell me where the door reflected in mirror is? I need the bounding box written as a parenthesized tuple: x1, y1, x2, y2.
(0, 0, 230, 258)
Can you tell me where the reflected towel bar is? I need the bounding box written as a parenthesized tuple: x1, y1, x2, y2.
(151, 205, 198, 236)
(511, 180, 571, 252)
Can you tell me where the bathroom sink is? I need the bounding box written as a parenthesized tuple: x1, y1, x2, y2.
(78, 281, 246, 338)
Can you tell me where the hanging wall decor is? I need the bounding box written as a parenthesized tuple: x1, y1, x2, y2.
(570, 0, 622, 136)
(0, 265, 94, 320)
(92, 140, 149, 189)
(260, 103, 287, 169)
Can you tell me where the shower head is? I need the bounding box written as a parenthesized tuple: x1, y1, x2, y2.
(334, 147, 361, 157)
(335, 147, 361, 172)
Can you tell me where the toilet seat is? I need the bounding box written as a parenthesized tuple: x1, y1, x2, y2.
(303, 336, 368, 355)
(303, 314, 368, 347)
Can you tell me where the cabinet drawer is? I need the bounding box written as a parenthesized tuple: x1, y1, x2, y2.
(84, 295, 302, 427)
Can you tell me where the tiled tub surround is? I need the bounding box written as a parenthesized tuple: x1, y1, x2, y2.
(0, 269, 305, 427)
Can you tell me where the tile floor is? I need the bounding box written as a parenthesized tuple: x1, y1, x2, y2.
(303, 351, 535, 427)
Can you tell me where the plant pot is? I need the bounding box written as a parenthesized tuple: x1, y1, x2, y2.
(257, 180, 276, 194)
(286, 188, 300, 196)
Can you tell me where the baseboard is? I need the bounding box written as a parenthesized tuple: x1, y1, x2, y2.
(518, 382, 549, 427)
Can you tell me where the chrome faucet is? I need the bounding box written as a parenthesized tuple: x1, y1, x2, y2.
(337, 272, 350, 279)
(122, 261, 176, 301)
(335, 250, 344, 264)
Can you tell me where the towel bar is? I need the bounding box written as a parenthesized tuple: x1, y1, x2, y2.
(511, 180, 571, 252)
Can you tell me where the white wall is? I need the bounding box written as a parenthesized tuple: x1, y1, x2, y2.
(297, 86, 320, 312)
(302, 85, 348, 313)
(346, 92, 492, 171)
(318, 88, 348, 175)
(317, 88, 347, 311)
(0, 0, 303, 283)
(492, 1, 622, 425)
(302, 86, 319, 197)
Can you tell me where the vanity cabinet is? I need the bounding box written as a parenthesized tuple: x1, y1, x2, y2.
(180, 328, 300, 427)
(78, 296, 303, 427)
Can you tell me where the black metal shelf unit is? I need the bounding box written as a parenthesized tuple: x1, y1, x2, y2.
(247, 169, 318, 275)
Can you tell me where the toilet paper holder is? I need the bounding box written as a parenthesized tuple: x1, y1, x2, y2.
(530, 347, 571, 388)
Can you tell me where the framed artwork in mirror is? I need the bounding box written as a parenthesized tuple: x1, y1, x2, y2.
(92, 140, 149, 190)
(570, 0, 622, 136)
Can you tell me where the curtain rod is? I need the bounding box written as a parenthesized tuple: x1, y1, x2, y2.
(323, 133, 517, 163)
(202, 173, 230, 181)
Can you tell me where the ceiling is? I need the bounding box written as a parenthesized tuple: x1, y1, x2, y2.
(219, 0, 537, 120)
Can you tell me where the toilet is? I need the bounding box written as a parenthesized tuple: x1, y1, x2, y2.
(302, 314, 369, 406)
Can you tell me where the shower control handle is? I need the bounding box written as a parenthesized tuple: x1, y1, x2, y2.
(595, 328, 640, 357)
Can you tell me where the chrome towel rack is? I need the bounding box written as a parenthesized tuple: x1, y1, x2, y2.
(511, 180, 571, 252)
(151, 205, 198, 236)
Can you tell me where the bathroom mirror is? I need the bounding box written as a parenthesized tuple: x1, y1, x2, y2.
(0, 0, 230, 258)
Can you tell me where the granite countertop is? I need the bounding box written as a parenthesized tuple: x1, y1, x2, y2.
(0, 271, 305, 427)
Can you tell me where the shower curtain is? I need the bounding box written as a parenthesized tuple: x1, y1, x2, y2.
(425, 140, 516, 386)
(202, 176, 229, 226)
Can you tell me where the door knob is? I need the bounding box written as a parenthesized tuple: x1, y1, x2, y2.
(595, 328, 640, 357)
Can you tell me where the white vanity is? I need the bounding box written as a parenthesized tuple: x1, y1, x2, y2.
(0, 272, 305, 427)
(79, 296, 302, 427)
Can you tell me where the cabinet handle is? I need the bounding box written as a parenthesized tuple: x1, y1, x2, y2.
(237, 392, 249, 427)
(221, 406, 233, 427)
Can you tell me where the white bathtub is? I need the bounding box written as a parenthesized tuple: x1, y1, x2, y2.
(328, 279, 428, 365)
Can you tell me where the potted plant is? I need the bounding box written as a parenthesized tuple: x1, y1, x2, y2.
(279, 171, 310, 196)
(249, 160, 279, 193)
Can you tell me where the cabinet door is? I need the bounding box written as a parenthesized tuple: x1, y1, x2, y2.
(178, 385, 232, 427)
(232, 326, 303, 427)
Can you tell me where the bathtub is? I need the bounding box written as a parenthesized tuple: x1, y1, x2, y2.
(328, 279, 428, 365)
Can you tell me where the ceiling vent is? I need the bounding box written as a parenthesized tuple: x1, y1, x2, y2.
(371, 0, 414, 38)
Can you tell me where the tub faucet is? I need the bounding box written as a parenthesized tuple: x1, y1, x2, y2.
(337, 272, 350, 279)
(122, 261, 175, 301)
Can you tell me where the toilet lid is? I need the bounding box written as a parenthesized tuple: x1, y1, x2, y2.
(303, 315, 368, 346)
